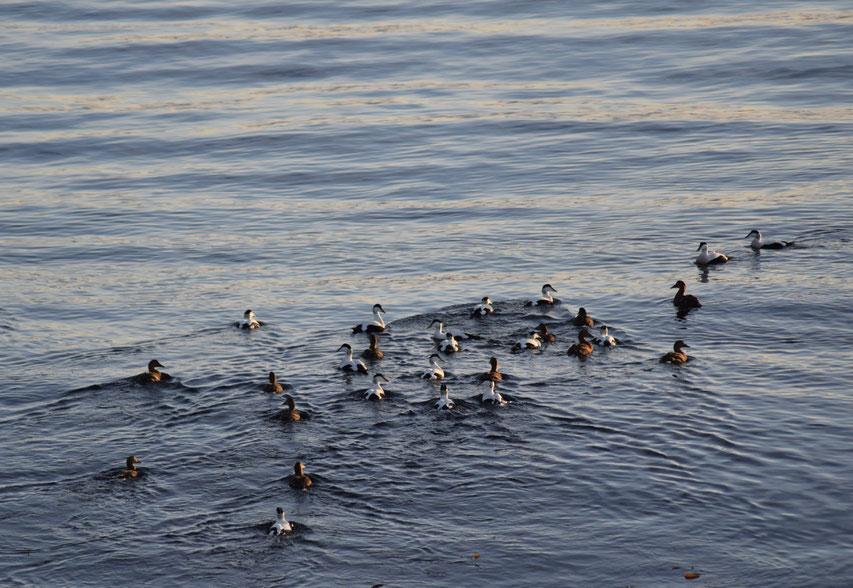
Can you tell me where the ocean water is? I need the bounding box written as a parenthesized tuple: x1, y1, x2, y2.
(1, 1, 852, 585)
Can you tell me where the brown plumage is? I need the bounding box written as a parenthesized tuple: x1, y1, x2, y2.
(361, 334, 384, 361)
(289, 461, 312, 489)
(118, 455, 141, 480)
(571, 307, 594, 327)
(671, 280, 702, 311)
(135, 359, 168, 384)
(278, 395, 302, 421)
(536, 323, 555, 343)
(660, 340, 690, 365)
(477, 356, 503, 383)
(263, 371, 283, 393)
(567, 329, 594, 358)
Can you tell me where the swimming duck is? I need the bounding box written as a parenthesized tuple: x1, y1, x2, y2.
(364, 374, 389, 400)
(434, 383, 454, 410)
(567, 329, 594, 358)
(477, 356, 503, 383)
(278, 395, 302, 421)
(263, 371, 283, 393)
(660, 340, 689, 365)
(479, 380, 505, 405)
(337, 343, 368, 374)
(472, 296, 494, 317)
(421, 354, 445, 380)
(535, 323, 555, 343)
(512, 331, 542, 350)
(428, 319, 446, 342)
(268, 507, 292, 536)
(671, 280, 702, 311)
(745, 229, 791, 250)
(239, 309, 260, 329)
(593, 325, 618, 347)
(117, 455, 142, 480)
(439, 332, 461, 354)
(361, 334, 383, 361)
(571, 307, 594, 327)
(135, 359, 169, 384)
(526, 283, 560, 306)
(352, 304, 386, 334)
(695, 242, 728, 265)
(289, 461, 312, 490)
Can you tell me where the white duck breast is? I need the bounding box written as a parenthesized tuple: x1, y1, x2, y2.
(594, 326, 617, 347)
(434, 384, 454, 409)
(337, 344, 368, 373)
(481, 380, 505, 405)
(269, 507, 292, 535)
(695, 242, 728, 265)
(353, 304, 386, 334)
(745, 229, 791, 250)
(239, 309, 260, 329)
(421, 354, 445, 380)
(439, 332, 461, 353)
(364, 374, 388, 400)
(528, 284, 559, 306)
(513, 332, 542, 350)
(472, 297, 494, 317)
(428, 319, 445, 342)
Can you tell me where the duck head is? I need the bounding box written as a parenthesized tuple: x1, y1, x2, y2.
(147, 359, 164, 372)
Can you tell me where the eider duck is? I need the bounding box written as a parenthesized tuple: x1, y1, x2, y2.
(263, 371, 283, 393)
(278, 395, 302, 421)
(364, 374, 388, 400)
(535, 323, 555, 343)
(660, 340, 689, 365)
(352, 304, 386, 334)
(512, 331, 542, 350)
(671, 280, 702, 311)
(289, 461, 312, 490)
(479, 380, 505, 405)
(434, 383, 454, 410)
(337, 343, 368, 374)
(695, 242, 728, 265)
(428, 319, 446, 342)
(745, 229, 791, 250)
(361, 334, 383, 361)
(571, 307, 594, 327)
(117, 455, 142, 480)
(439, 332, 461, 354)
(239, 309, 260, 329)
(421, 354, 445, 380)
(593, 325, 618, 347)
(471, 296, 494, 318)
(526, 283, 560, 306)
(268, 507, 292, 536)
(135, 359, 169, 384)
(477, 357, 503, 383)
(567, 329, 594, 358)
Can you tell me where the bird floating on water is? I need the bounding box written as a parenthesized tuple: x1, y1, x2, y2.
(278, 394, 303, 421)
(421, 354, 445, 380)
(535, 323, 555, 343)
(352, 304, 386, 334)
(289, 461, 312, 490)
(513, 331, 542, 350)
(572, 307, 594, 327)
(593, 325, 618, 347)
(479, 380, 505, 405)
(671, 280, 702, 312)
(364, 374, 389, 400)
(439, 332, 461, 354)
(268, 507, 292, 536)
(745, 229, 792, 250)
(337, 343, 368, 374)
(263, 371, 283, 393)
(435, 383, 454, 410)
(472, 296, 494, 317)
(238, 309, 260, 329)
(660, 340, 690, 365)
(117, 455, 142, 480)
(477, 357, 503, 383)
(526, 283, 560, 307)
(428, 319, 446, 342)
(135, 359, 169, 384)
(695, 242, 728, 265)
(361, 334, 383, 361)
(567, 329, 594, 358)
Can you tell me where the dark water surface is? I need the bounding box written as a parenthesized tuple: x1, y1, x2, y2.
(1, 1, 852, 586)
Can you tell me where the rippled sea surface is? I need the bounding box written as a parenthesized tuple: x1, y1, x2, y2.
(1, 1, 852, 585)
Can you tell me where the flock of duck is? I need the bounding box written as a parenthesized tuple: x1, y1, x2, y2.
(119, 230, 792, 535)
